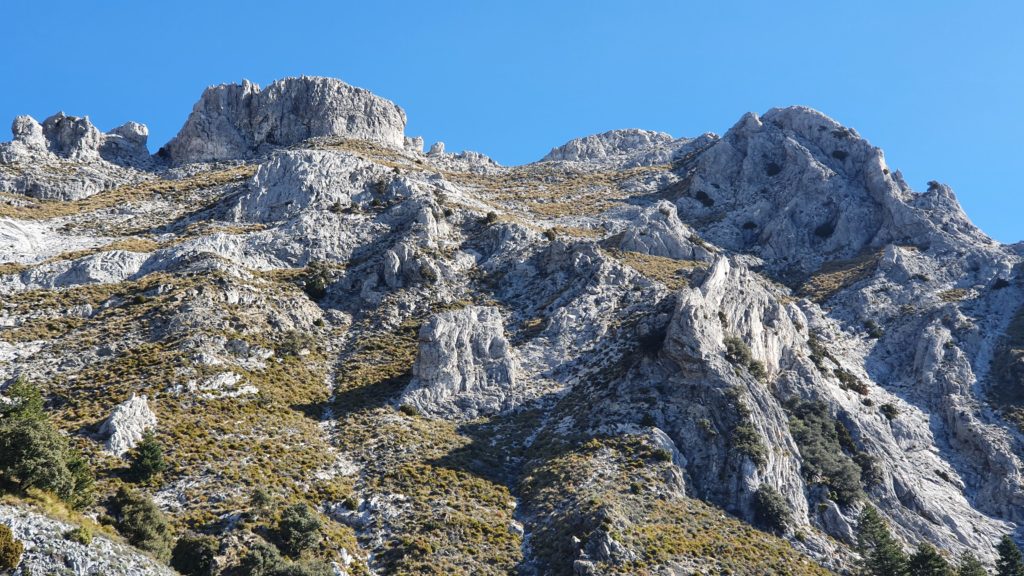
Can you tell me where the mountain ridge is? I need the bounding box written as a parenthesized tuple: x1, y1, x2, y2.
(0, 75, 1021, 575)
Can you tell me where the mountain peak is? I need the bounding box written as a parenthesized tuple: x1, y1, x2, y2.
(160, 76, 407, 165)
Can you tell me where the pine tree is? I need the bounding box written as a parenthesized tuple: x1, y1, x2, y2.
(908, 543, 952, 576)
(128, 431, 166, 482)
(997, 535, 1024, 576)
(858, 506, 908, 576)
(957, 552, 989, 576)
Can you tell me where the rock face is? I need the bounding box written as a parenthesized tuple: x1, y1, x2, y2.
(541, 128, 708, 167)
(609, 201, 714, 261)
(0, 112, 151, 200)
(98, 395, 157, 456)
(401, 306, 520, 419)
(162, 76, 407, 164)
(543, 128, 674, 162)
(670, 106, 990, 277)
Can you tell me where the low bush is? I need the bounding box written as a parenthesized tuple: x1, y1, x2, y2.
(753, 485, 791, 534)
(171, 533, 219, 576)
(880, 403, 899, 420)
(275, 503, 322, 558)
(111, 486, 174, 561)
(64, 526, 92, 545)
(0, 524, 22, 570)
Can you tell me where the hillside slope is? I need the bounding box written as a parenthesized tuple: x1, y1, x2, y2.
(0, 76, 1021, 574)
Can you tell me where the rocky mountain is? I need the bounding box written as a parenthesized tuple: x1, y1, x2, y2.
(0, 75, 1021, 575)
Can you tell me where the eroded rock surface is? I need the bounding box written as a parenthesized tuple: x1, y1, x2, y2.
(401, 306, 520, 419)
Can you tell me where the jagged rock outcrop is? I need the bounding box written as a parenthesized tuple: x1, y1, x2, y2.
(401, 306, 521, 418)
(670, 106, 995, 277)
(607, 200, 714, 261)
(162, 76, 407, 164)
(99, 395, 157, 456)
(543, 128, 673, 161)
(0, 112, 151, 200)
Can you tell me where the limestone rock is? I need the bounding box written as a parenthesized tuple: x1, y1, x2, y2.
(609, 200, 714, 261)
(0, 503, 176, 575)
(427, 141, 445, 156)
(162, 76, 407, 164)
(11, 115, 46, 150)
(401, 306, 520, 419)
(99, 394, 157, 456)
(543, 128, 674, 162)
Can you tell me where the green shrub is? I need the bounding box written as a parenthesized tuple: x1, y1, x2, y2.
(483, 211, 499, 225)
(275, 503, 322, 558)
(249, 488, 275, 520)
(1, 378, 44, 420)
(957, 552, 988, 576)
(171, 533, 219, 576)
(271, 560, 335, 576)
(0, 411, 94, 509)
(128, 431, 166, 482)
(880, 403, 899, 420)
(834, 367, 869, 395)
(301, 261, 333, 300)
(111, 486, 174, 561)
(753, 485, 791, 534)
(0, 524, 22, 570)
(724, 336, 754, 366)
(238, 538, 284, 576)
(64, 526, 92, 546)
(997, 534, 1024, 576)
(909, 542, 952, 576)
(398, 404, 420, 417)
(731, 422, 767, 467)
(785, 399, 862, 505)
(724, 336, 767, 381)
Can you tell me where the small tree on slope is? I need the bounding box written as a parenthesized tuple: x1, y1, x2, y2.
(858, 506, 908, 576)
(997, 535, 1024, 576)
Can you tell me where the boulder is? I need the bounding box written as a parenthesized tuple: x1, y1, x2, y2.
(401, 306, 520, 419)
(99, 394, 157, 456)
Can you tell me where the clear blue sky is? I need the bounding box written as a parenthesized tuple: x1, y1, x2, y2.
(2, 1, 1021, 242)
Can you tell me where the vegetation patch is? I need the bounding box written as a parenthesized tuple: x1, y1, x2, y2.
(800, 250, 881, 302)
(990, 305, 1024, 428)
(784, 399, 862, 505)
(606, 249, 701, 291)
(519, 435, 828, 575)
(0, 165, 255, 220)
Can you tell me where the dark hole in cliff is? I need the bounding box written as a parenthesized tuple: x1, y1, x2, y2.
(814, 221, 835, 238)
(695, 190, 715, 207)
(832, 150, 848, 161)
(765, 162, 782, 177)
(742, 221, 758, 230)
(638, 326, 667, 356)
(993, 278, 1010, 290)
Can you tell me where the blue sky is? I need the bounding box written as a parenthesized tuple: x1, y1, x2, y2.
(3, 1, 1021, 242)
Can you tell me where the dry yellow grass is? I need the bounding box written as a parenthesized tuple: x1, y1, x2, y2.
(800, 250, 882, 302)
(606, 249, 702, 290)
(445, 163, 668, 219)
(0, 165, 255, 220)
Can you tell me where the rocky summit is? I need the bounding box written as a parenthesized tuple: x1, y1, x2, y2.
(0, 75, 1021, 575)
